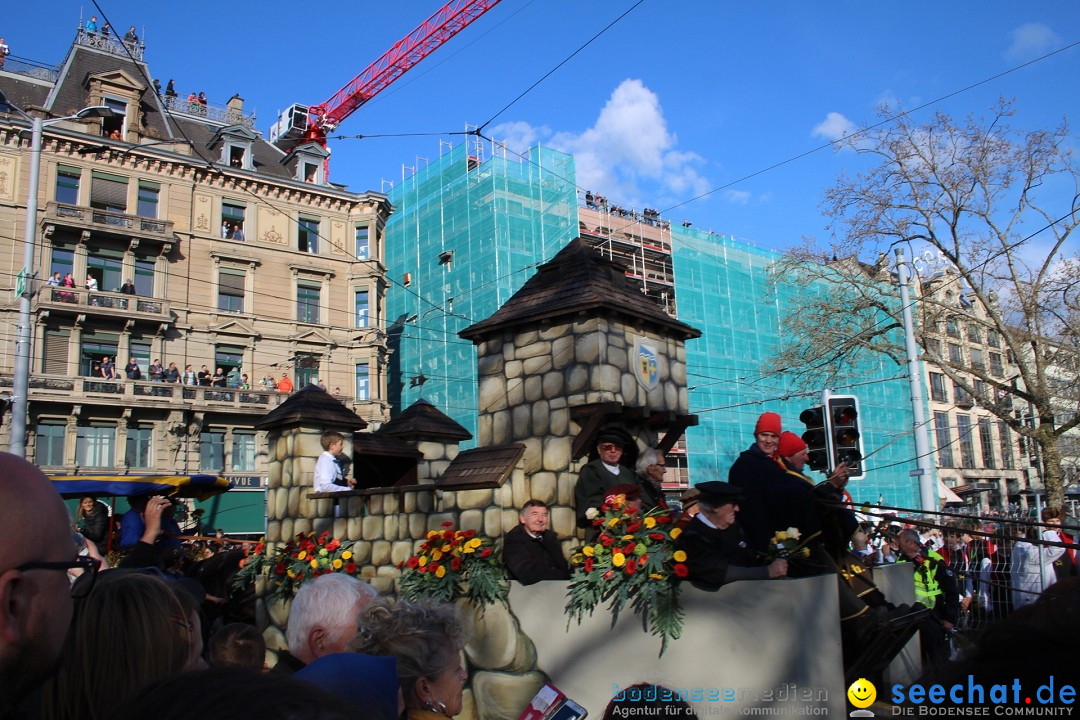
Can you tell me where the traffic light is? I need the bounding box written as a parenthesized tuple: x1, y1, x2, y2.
(799, 406, 830, 471)
(827, 395, 864, 479)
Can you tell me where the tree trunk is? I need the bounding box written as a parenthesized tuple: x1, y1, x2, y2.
(1038, 425, 1064, 510)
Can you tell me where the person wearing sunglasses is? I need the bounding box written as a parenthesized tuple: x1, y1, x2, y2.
(0, 452, 85, 717)
(573, 426, 641, 529)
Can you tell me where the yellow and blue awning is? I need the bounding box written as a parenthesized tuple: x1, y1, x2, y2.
(50, 474, 232, 500)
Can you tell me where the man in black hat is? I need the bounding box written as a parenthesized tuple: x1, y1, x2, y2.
(675, 481, 788, 590)
(573, 427, 640, 528)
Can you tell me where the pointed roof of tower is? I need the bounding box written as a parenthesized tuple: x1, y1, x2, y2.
(254, 384, 368, 431)
(379, 398, 472, 442)
(459, 238, 700, 341)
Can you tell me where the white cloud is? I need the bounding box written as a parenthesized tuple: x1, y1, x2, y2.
(491, 79, 709, 208)
(812, 112, 857, 142)
(724, 190, 751, 205)
(1005, 22, 1061, 61)
(487, 120, 549, 156)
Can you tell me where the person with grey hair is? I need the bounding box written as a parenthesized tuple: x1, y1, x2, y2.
(274, 573, 378, 674)
(634, 447, 669, 511)
(675, 481, 787, 590)
(351, 598, 466, 720)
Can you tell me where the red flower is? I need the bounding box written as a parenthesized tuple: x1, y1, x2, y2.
(462, 529, 477, 539)
(430, 563, 442, 573)
(584, 557, 594, 573)
(638, 555, 648, 567)
(326, 539, 340, 552)
(441, 521, 454, 528)
(603, 571, 614, 580)
(623, 543, 636, 555)
(420, 542, 431, 551)
(626, 521, 642, 533)
(655, 516, 671, 524)
(673, 563, 689, 578)
(418, 565, 428, 574)
(345, 562, 357, 573)
(599, 534, 616, 547)
(238, 558, 248, 569)
(407, 557, 420, 568)
(625, 561, 636, 575)
(649, 532, 665, 541)
(479, 547, 493, 558)
(396, 560, 404, 569)
(254, 543, 264, 555)
(275, 562, 286, 575)
(451, 557, 462, 571)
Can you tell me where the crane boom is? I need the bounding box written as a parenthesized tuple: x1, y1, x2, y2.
(311, 0, 502, 133)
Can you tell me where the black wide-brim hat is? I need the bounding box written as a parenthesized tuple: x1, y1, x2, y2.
(695, 481, 744, 506)
(595, 426, 633, 448)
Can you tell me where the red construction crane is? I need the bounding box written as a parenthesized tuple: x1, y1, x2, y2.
(271, 0, 502, 165)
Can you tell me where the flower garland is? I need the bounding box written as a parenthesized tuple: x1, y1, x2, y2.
(565, 493, 685, 655)
(397, 522, 507, 606)
(233, 531, 361, 600)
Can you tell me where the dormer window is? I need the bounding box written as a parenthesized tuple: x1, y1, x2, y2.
(280, 142, 330, 187)
(102, 96, 127, 140)
(206, 125, 257, 171)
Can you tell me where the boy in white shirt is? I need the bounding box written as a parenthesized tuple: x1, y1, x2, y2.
(313, 431, 355, 493)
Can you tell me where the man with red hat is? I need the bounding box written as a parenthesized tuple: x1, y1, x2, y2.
(776, 430, 856, 561)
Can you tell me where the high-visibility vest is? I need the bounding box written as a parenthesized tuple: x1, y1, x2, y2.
(913, 550, 945, 607)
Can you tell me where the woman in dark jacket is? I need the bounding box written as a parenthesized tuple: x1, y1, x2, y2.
(77, 496, 111, 545)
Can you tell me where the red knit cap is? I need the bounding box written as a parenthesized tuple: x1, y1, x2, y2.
(778, 431, 807, 458)
(754, 412, 782, 436)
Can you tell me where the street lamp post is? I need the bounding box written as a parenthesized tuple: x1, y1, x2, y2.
(1, 92, 115, 457)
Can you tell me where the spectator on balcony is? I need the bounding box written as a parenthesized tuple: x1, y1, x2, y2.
(100, 356, 116, 380)
(153, 79, 161, 96)
(232, 224, 245, 242)
(262, 374, 277, 390)
(85, 275, 98, 292)
(85, 16, 98, 33)
(47, 272, 61, 287)
(124, 358, 142, 380)
(277, 372, 294, 393)
(197, 365, 212, 386)
(187, 92, 199, 112)
(61, 273, 77, 302)
(165, 79, 177, 99)
(149, 359, 164, 382)
(123, 26, 139, 46)
(225, 367, 241, 388)
(101, 23, 112, 37)
(221, 221, 231, 239)
(0, 38, 8, 70)
(120, 278, 136, 295)
(165, 362, 180, 383)
(211, 367, 227, 387)
(182, 364, 196, 385)
(240, 374, 250, 390)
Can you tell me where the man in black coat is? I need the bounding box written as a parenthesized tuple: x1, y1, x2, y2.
(503, 499, 570, 585)
(676, 481, 787, 590)
(573, 427, 639, 529)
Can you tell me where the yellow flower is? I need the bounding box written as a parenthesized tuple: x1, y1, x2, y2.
(342, 551, 352, 560)
(427, 531, 438, 540)
(310, 559, 318, 568)
(673, 550, 687, 562)
(649, 573, 663, 580)
(435, 565, 447, 578)
(467, 538, 482, 550)
(287, 569, 296, 578)
(670, 528, 682, 539)
(462, 545, 476, 554)
(440, 544, 451, 553)
(297, 551, 307, 561)
(418, 556, 428, 567)
(608, 518, 620, 528)
(776, 531, 788, 541)
(572, 553, 584, 563)
(644, 517, 657, 529)
(431, 550, 443, 561)
(332, 558, 343, 569)
(582, 546, 595, 557)
(612, 552, 626, 567)
(622, 535, 634, 541)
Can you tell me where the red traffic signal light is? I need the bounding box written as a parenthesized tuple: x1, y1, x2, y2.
(826, 395, 864, 479)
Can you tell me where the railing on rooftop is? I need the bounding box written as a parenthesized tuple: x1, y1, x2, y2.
(75, 28, 144, 62)
(0, 54, 60, 82)
(160, 95, 255, 129)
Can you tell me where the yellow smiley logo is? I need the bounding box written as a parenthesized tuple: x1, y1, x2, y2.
(847, 678, 876, 709)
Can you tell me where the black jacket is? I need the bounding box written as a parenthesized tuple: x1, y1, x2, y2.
(503, 524, 569, 585)
(675, 515, 768, 591)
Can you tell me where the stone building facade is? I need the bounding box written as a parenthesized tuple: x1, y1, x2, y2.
(0, 30, 391, 528)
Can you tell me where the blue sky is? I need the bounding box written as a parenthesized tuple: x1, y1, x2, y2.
(8, 1, 1079, 252)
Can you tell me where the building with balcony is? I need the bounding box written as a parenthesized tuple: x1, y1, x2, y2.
(916, 270, 1031, 511)
(0, 28, 391, 530)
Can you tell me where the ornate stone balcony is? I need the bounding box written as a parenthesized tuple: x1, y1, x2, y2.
(45, 202, 175, 241)
(14, 374, 289, 413)
(33, 286, 171, 325)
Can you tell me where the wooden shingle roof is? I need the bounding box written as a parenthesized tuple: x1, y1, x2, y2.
(254, 384, 368, 431)
(435, 444, 525, 490)
(459, 238, 700, 342)
(379, 398, 472, 442)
